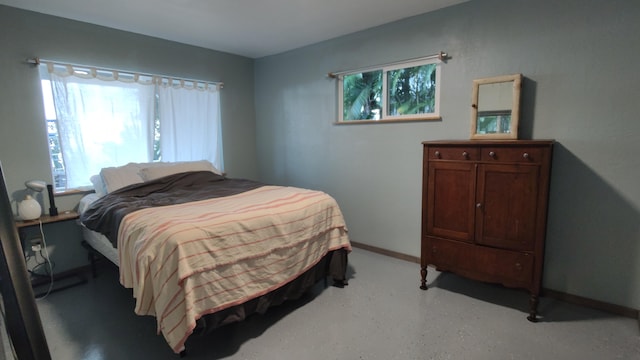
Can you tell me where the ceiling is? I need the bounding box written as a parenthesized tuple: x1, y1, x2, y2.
(0, 0, 468, 58)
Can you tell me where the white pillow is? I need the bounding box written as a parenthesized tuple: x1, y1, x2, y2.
(100, 163, 145, 193)
(139, 160, 221, 181)
(89, 174, 108, 197)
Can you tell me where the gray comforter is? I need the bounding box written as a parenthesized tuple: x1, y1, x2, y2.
(80, 171, 263, 246)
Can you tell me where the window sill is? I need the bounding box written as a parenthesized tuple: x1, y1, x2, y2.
(53, 188, 95, 197)
(334, 116, 442, 125)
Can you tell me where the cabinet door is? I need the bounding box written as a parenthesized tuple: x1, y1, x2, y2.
(475, 164, 539, 251)
(426, 161, 476, 242)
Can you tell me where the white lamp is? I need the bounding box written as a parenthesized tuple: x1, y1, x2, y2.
(18, 180, 46, 220)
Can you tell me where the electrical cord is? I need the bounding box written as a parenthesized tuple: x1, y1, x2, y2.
(30, 247, 56, 274)
(34, 219, 54, 300)
(30, 260, 56, 278)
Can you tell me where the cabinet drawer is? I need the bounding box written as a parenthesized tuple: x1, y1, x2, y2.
(428, 147, 479, 161)
(425, 237, 534, 286)
(480, 147, 544, 163)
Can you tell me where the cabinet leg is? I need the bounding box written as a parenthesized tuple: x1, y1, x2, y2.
(527, 294, 539, 322)
(420, 267, 428, 290)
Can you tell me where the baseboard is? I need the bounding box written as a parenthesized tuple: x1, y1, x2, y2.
(542, 288, 638, 319)
(350, 241, 639, 320)
(350, 241, 419, 264)
(30, 265, 90, 297)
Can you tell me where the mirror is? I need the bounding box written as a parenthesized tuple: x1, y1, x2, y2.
(470, 74, 522, 140)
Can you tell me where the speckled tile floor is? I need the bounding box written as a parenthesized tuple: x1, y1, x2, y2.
(28, 249, 640, 359)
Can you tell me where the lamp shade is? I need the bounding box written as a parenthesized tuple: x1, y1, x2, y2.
(18, 195, 41, 220)
(25, 180, 47, 192)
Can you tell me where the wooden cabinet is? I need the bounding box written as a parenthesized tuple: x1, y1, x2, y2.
(420, 140, 553, 321)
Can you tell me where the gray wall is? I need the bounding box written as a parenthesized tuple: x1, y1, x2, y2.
(0, 5, 257, 271)
(1, 1, 638, 311)
(255, 0, 640, 309)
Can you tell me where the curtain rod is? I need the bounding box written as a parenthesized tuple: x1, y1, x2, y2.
(327, 51, 448, 78)
(25, 57, 224, 88)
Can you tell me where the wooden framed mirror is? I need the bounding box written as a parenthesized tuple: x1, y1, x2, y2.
(470, 74, 522, 140)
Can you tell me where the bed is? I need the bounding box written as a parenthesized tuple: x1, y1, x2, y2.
(78, 161, 351, 354)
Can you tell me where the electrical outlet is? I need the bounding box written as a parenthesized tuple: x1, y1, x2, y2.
(30, 237, 42, 252)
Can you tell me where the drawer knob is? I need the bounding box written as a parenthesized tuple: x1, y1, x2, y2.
(523, 152, 530, 159)
(462, 151, 469, 158)
(515, 262, 523, 271)
(476, 202, 482, 208)
(434, 151, 441, 158)
(432, 246, 437, 253)
(489, 151, 496, 158)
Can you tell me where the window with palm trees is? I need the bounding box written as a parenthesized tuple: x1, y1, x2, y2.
(338, 58, 440, 123)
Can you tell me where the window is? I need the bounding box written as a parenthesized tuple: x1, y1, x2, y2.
(337, 56, 441, 123)
(41, 80, 67, 189)
(38, 62, 223, 192)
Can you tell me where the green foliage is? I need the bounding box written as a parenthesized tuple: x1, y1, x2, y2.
(387, 64, 436, 116)
(476, 111, 512, 134)
(343, 71, 382, 120)
(153, 93, 162, 161)
(46, 120, 66, 189)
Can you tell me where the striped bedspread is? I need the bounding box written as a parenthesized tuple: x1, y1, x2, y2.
(116, 185, 351, 353)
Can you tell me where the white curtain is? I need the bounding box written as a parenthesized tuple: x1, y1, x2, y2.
(156, 82, 223, 170)
(46, 64, 155, 189)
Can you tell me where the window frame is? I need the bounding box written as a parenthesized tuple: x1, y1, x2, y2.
(336, 57, 442, 124)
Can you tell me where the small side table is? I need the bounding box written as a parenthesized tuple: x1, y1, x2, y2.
(15, 211, 80, 228)
(15, 211, 87, 297)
